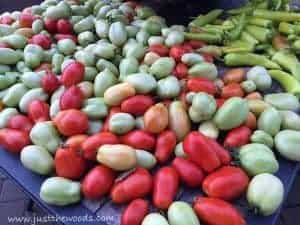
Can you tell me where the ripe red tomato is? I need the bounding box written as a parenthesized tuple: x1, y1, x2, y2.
(82, 165, 116, 200)
(54, 34, 77, 43)
(149, 44, 169, 56)
(193, 197, 246, 225)
(7, 115, 33, 133)
(61, 62, 85, 87)
(111, 168, 152, 204)
(19, 13, 36, 28)
(41, 72, 60, 94)
(153, 166, 179, 210)
(60, 86, 83, 110)
(188, 40, 206, 49)
(205, 137, 232, 165)
(224, 126, 252, 148)
(173, 63, 188, 80)
(187, 77, 217, 95)
(155, 130, 177, 164)
(121, 95, 154, 116)
(169, 45, 189, 62)
(121, 199, 149, 225)
(30, 34, 52, 49)
(54, 109, 88, 136)
(44, 18, 58, 33)
(28, 100, 50, 123)
(120, 130, 156, 151)
(56, 19, 73, 34)
(202, 166, 249, 201)
(81, 132, 119, 161)
(65, 134, 88, 150)
(0, 15, 14, 25)
(35, 63, 52, 73)
(0, 129, 30, 153)
(55, 147, 86, 180)
(221, 83, 244, 99)
(172, 157, 204, 188)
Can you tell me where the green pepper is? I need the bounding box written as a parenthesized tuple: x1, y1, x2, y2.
(245, 25, 273, 42)
(189, 9, 223, 27)
(253, 9, 300, 22)
(184, 32, 223, 44)
(248, 17, 273, 28)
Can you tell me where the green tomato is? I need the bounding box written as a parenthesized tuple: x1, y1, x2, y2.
(275, 130, 300, 161)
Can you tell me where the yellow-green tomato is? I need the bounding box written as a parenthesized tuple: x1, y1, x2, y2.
(142, 213, 169, 225)
(275, 130, 300, 161)
(167, 201, 200, 225)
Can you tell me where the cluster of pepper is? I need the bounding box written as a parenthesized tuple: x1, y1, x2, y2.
(0, 0, 300, 225)
(185, 0, 300, 97)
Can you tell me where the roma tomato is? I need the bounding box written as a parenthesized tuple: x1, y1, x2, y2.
(187, 77, 217, 95)
(0, 129, 30, 153)
(0, 15, 14, 25)
(28, 100, 50, 123)
(216, 98, 226, 108)
(30, 34, 52, 49)
(111, 168, 152, 204)
(155, 130, 177, 164)
(193, 197, 246, 225)
(121, 199, 149, 225)
(44, 18, 58, 33)
(61, 62, 85, 87)
(57, 19, 73, 34)
(172, 157, 204, 188)
(149, 44, 169, 56)
(221, 83, 244, 99)
(244, 112, 257, 130)
(203, 54, 214, 63)
(81, 132, 119, 161)
(153, 166, 179, 210)
(188, 40, 205, 49)
(102, 107, 122, 132)
(35, 63, 52, 73)
(54, 109, 88, 136)
(121, 95, 154, 116)
(173, 63, 188, 80)
(55, 147, 86, 180)
(82, 165, 116, 200)
(120, 130, 156, 151)
(205, 137, 231, 165)
(60, 86, 83, 110)
(183, 132, 221, 172)
(41, 72, 60, 94)
(202, 166, 249, 201)
(54, 34, 77, 43)
(65, 134, 88, 149)
(169, 45, 189, 62)
(7, 115, 33, 133)
(224, 126, 252, 148)
(19, 13, 36, 28)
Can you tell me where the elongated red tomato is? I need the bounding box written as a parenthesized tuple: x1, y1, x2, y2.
(149, 44, 169, 56)
(30, 34, 52, 49)
(60, 86, 83, 110)
(216, 98, 226, 108)
(61, 62, 85, 87)
(41, 72, 60, 94)
(102, 107, 121, 132)
(111, 168, 152, 204)
(57, 19, 73, 34)
(65, 134, 88, 150)
(188, 40, 205, 49)
(0, 129, 30, 153)
(54, 109, 88, 136)
(187, 77, 217, 95)
(7, 115, 33, 133)
(19, 13, 36, 28)
(153, 166, 179, 210)
(221, 83, 244, 99)
(172, 157, 204, 187)
(55, 147, 86, 180)
(121, 199, 149, 225)
(202, 166, 249, 201)
(169, 45, 189, 62)
(121, 95, 154, 116)
(183, 132, 221, 172)
(82, 165, 116, 200)
(81, 132, 119, 160)
(205, 137, 231, 165)
(44, 18, 57, 33)
(155, 130, 177, 163)
(173, 63, 188, 80)
(224, 126, 252, 148)
(193, 197, 246, 225)
(54, 34, 77, 43)
(28, 100, 50, 123)
(120, 130, 156, 151)
(35, 63, 52, 73)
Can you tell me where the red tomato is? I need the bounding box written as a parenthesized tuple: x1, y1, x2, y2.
(60, 86, 83, 110)
(19, 13, 36, 28)
(221, 83, 244, 99)
(54, 34, 77, 43)
(216, 98, 226, 108)
(0, 15, 14, 25)
(205, 137, 231, 165)
(224, 126, 252, 148)
(121, 95, 154, 116)
(35, 63, 52, 72)
(28, 100, 50, 123)
(54, 109, 88, 136)
(0, 42, 11, 48)
(56, 19, 73, 34)
(81, 132, 119, 160)
(155, 130, 177, 164)
(0, 129, 30, 153)
(7, 115, 33, 133)
(61, 62, 85, 87)
(120, 130, 156, 151)
(187, 77, 217, 95)
(65, 134, 88, 150)
(102, 107, 121, 132)
(188, 40, 205, 49)
(183, 132, 221, 172)
(30, 34, 52, 49)
(111, 168, 153, 204)
(244, 112, 257, 130)
(82, 165, 116, 199)
(121, 199, 149, 225)
(153, 166, 179, 210)
(172, 157, 204, 188)
(179, 90, 189, 109)
(169, 45, 189, 62)
(173, 63, 188, 79)
(182, 43, 193, 52)
(55, 147, 86, 180)
(41, 72, 60, 94)
(193, 197, 246, 225)
(44, 18, 57, 33)
(202, 166, 249, 201)
(203, 53, 214, 63)
(149, 44, 169, 56)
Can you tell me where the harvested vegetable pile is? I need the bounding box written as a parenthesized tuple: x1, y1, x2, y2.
(0, 0, 299, 225)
